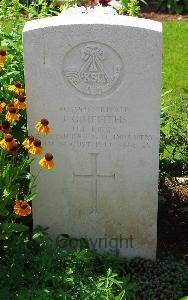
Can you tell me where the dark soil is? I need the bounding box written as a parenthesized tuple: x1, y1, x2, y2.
(139, 1, 188, 21)
(158, 179, 188, 260)
(139, 11, 188, 21)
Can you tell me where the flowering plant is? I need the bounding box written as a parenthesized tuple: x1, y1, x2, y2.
(0, 43, 54, 239)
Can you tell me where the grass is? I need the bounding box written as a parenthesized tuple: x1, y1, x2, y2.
(162, 21, 188, 112)
(159, 21, 188, 176)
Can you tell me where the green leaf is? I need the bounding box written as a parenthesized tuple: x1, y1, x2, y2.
(115, 290, 126, 300)
(32, 231, 45, 240)
(24, 192, 37, 202)
(140, 0, 147, 4)
(0, 222, 28, 233)
(0, 206, 9, 217)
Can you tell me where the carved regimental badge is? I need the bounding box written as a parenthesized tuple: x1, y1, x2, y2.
(63, 42, 123, 96)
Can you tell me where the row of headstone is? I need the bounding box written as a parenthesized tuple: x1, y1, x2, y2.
(23, 13, 162, 259)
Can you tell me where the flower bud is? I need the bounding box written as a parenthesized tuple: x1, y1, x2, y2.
(33, 139, 41, 147)
(0, 49, 6, 56)
(15, 82, 22, 88)
(41, 118, 49, 126)
(18, 95, 26, 103)
(45, 153, 53, 161)
(5, 134, 13, 142)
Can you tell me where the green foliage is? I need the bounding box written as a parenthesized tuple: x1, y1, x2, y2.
(162, 22, 188, 102)
(0, 21, 24, 84)
(0, 231, 188, 299)
(0, 151, 32, 217)
(0, 21, 33, 238)
(119, 0, 146, 16)
(127, 0, 141, 15)
(23, 0, 59, 19)
(0, 19, 50, 239)
(161, 22, 188, 178)
(160, 89, 188, 178)
(0, 230, 137, 299)
(0, 0, 145, 17)
(0, 0, 60, 20)
(157, 0, 188, 14)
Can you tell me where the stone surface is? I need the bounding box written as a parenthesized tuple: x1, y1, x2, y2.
(23, 14, 162, 259)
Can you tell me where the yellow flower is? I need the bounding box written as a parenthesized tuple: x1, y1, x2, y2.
(14, 95, 27, 110)
(0, 101, 6, 113)
(6, 106, 20, 122)
(28, 139, 43, 155)
(0, 134, 17, 151)
(14, 200, 32, 216)
(39, 153, 54, 170)
(8, 82, 24, 95)
(35, 118, 51, 135)
(0, 49, 6, 64)
(22, 135, 34, 149)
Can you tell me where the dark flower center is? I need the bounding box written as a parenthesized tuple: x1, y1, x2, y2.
(33, 139, 41, 147)
(45, 153, 53, 161)
(0, 49, 6, 56)
(20, 203, 28, 209)
(2, 121, 10, 131)
(18, 95, 26, 103)
(15, 82, 22, 88)
(9, 107, 17, 114)
(8, 102, 15, 108)
(41, 118, 49, 126)
(5, 134, 13, 142)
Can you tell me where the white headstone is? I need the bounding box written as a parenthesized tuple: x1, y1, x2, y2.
(23, 13, 162, 259)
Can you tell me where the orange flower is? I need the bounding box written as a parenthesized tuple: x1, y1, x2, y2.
(6, 105, 20, 122)
(28, 139, 43, 155)
(39, 153, 54, 170)
(14, 95, 27, 110)
(22, 135, 34, 149)
(14, 200, 32, 216)
(0, 49, 6, 64)
(8, 82, 24, 95)
(35, 118, 51, 135)
(0, 134, 17, 151)
(0, 101, 6, 113)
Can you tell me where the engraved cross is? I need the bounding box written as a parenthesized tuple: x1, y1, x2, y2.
(73, 153, 115, 213)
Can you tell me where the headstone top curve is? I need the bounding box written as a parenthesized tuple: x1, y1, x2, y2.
(23, 15, 162, 34)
